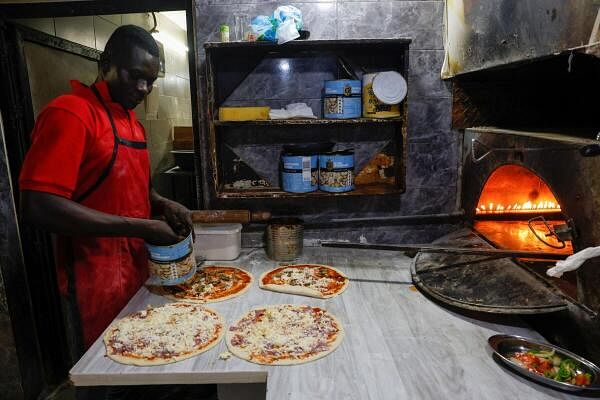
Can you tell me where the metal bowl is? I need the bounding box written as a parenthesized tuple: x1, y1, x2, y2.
(488, 334, 600, 392)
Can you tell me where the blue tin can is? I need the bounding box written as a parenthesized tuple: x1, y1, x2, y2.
(323, 80, 362, 119)
(281, 153, 318, 193)
(318, 150, 355, 192)
(145, 232, 197, 285)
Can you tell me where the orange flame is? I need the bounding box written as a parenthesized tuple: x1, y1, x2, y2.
(475, 165, 561, 215)
(476, 201, 561, 214)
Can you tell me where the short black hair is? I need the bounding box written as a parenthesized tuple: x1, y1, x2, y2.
(100, 25, 159, 72)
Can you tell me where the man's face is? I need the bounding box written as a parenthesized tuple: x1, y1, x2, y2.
(104, 46, 159, 110)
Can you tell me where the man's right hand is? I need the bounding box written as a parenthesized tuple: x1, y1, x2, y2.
(143, 219, 183, 245)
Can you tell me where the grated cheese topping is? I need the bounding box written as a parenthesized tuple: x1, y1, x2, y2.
(264, 265, 347, 295)
(105, 302, 222, 360)
(227, 304, 342, 365)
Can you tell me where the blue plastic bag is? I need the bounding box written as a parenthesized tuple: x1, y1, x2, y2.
(273, 5, 303, 31)
(251, 6, 303, 43)
(251, 15, 278, 42)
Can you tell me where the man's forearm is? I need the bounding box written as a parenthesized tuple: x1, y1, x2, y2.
(20, 190, 155, 239)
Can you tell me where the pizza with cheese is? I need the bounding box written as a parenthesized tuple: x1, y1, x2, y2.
(104, 302, 223, 366)
(226, 304, 344, 365)
(150, 266, 253, 303)
(259, 264, 348, 298)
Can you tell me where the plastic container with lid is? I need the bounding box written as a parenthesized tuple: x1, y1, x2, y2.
(193, 223, 242, 260)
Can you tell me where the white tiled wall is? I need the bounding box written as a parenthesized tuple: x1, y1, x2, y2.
(15, 12, 193, 180)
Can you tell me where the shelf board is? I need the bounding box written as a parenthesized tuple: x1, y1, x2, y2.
(214, 118, 403, 127)
(204, 38, 412, 50)
(217, 183, 403, 199)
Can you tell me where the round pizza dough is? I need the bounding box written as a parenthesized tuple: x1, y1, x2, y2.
(226, 304, 344, 365)
(151, 265, 254, 303)
(259, 264, 349, 299)
(104, 302, 224, 366)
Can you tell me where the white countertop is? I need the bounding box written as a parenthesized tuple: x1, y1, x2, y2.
(70, 246, 586, 399)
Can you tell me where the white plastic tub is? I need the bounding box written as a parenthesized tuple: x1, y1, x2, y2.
(193, 223, 242, 260)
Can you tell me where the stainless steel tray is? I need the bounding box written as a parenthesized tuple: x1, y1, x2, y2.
(488, 334, 600, 392)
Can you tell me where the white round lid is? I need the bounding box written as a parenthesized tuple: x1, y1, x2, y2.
(372, 71, 407, 105)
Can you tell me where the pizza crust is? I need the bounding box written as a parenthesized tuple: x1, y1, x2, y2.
(259, 264, 349, 299)
(104, 303, 224, 366)
(226, 304, 344, 366)
(150, 266, 254, 303)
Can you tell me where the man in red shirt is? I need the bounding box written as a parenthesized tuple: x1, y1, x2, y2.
(19, 25, 191, 352)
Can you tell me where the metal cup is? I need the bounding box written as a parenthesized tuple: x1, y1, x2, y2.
(265, 218, 303, 261)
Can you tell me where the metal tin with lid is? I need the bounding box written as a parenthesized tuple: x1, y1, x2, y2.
(323, 80, 362, 119)
(318, 150, 355, 192)
(145, 232, 196, 286)
(362, 72, 403, 118)
(372, 71, 407, 105)
(281, 153, 318, 193)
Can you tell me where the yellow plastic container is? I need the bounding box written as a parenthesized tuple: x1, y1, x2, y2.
(218, 106, 270, 121)
(362, 73, 401, 118)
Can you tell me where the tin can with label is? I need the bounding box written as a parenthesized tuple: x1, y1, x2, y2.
(362, 72, 402, 118)
(323, 80, 362, 119)
(318, 150, 355, 192)
(145, 232, 197, 286)
(281, 153, 318, 193)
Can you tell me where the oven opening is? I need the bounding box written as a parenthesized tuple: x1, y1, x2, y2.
(472, 164, 577, 298)
(475, 164, 562, 216)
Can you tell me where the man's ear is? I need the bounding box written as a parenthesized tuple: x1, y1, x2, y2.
(98, 52, 113, 76)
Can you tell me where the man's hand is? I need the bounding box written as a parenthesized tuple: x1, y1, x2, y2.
(150, 189, 193, 237)
(144, 219, 183, 245)
(163, 200, 193, 237)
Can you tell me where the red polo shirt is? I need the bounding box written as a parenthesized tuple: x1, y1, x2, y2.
(19, 80, 146, 200)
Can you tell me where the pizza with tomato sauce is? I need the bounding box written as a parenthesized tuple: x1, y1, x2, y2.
(259, 264, 348, 298)
(226, 304, 344, 365)
(151, 266, 253, 303)
(104, 302, 223, 366)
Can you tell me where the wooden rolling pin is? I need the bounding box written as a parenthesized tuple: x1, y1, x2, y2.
(191, 209, 271, 224)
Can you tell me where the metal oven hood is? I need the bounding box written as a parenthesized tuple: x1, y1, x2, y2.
(442, 0, 600, 78)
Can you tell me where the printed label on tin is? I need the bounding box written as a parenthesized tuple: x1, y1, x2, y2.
(324, 96, 343, 115)
(302, 157, 311, 182)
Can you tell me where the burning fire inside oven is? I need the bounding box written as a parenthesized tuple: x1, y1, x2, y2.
(473, 164, 573, 255)
(475, 165, 561, 215)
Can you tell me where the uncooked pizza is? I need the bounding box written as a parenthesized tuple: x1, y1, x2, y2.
(104, 302, 223, 366)
(259, 264, 349, 298)
(226, 304, 344, 365)
(151, 266, 253, 303)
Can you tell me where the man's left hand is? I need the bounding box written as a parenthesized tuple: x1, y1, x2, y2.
(162, 200, 193, 237)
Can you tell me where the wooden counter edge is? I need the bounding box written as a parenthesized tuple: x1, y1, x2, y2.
(69, 370, 268, 386)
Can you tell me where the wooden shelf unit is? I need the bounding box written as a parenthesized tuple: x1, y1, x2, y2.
(213, 117, 404, 127)
(202, 39, 411, 203)
(218, 183, 403, 199)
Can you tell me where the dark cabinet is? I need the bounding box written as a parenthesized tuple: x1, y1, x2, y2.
(202, 39, 410, 202)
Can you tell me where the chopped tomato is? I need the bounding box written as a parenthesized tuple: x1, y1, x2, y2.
(575, 373, 591, 386)
(514, 352, 541, 369)
(536, 359, 553, 374)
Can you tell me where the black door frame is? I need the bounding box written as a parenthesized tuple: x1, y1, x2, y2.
(0, 1, 200, 397)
